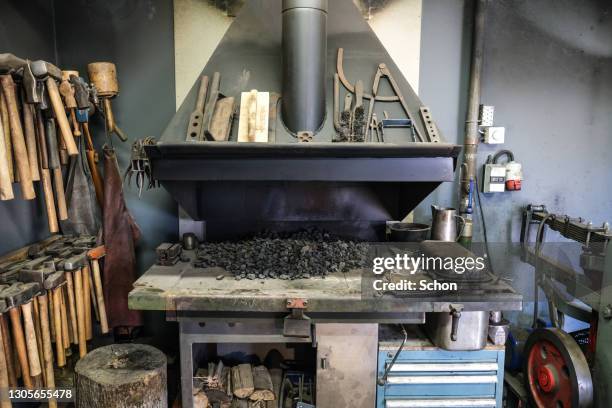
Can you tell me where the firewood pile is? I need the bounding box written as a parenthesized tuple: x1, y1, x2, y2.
(193, 362, 282, 408)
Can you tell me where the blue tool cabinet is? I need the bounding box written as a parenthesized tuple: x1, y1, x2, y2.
(377, 327, 505, 408)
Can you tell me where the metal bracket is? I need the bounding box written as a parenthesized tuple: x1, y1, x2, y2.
(419, 107, 441, 143)
(156, 243, 183, 266)
(284, 298, 311, 338)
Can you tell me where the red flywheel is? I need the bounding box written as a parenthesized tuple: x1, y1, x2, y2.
(524, 328, 593, 408)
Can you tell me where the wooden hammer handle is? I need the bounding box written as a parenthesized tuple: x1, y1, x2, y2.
(0, 314, 16, 388)
(0, 91, 14, 182)
(83, 123, 104, 207)
(31, 298, 46, 386)
(53, 167, 68, 221)
(52, 288, 65, 367)
(103, 98, 114, 134)
(0, 75, 35, 200)
(65, 272, 78, 345)
(0, 106, 13, 200)
(83, 265, 92, 341)
(74, 268, 87, 358)
(40, 168, 59, 233)
(0, 315, 11, 408)
(8, 307, 33, 389)
(37, 294, 57, 408)
(46, 78, 78, 156)
(22, 104, 40, 181)
(91, 259, 109, 334)
(20, 301, 42, 377)
(59, 288, 70, 350)
(34, 108, 48, 169)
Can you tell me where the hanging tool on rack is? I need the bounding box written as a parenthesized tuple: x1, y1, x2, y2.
(31, 60, 79, 156)
(124, 137, 158, 197)
(71, 74, 104, 207)
(0, 74, 36, 199)
(87, 62, 127, 142)
(369, 113, 383, 143)
(365, 63, 423, 143)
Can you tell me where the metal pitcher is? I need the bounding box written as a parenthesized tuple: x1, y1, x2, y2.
(431, 205, 465, 241)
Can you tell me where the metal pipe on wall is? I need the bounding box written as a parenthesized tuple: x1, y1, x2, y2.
(281, 0, 328, 135)
(459, 0, 488, 244)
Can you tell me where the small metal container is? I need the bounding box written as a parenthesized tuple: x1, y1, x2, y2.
(425, 310, 489, 350)
(389, 222, 431, 242)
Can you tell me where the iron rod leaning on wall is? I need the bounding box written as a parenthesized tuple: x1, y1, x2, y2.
(459, 0, 488, 243)
(281, 0, 328, 135)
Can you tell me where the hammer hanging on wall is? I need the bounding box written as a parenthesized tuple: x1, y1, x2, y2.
(0, 75, 35, 200)
(0, 107, 13, 200)
(30, 60, 78, 156)
(88, 62, 127, 142)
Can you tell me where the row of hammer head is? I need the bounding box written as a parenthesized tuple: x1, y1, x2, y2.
(0, 53, 98, 118)
(0, 235, 104, 312)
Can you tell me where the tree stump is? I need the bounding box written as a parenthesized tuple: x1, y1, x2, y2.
(75, 344, 167, 408)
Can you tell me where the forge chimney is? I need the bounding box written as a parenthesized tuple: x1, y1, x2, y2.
(281, 0, 328, 135)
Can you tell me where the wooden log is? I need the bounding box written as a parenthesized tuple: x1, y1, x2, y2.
(75, 343, 167, 408)
(231, 399, 249, 408)
(231, 364, 254, 399)
(250, 366, 275, 401)
(201, 361, 231, 404)
(266, 368, 282, 408)
(193, 391, 209, 408)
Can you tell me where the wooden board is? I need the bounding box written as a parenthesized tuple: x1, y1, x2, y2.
(237, 91, 269, 142)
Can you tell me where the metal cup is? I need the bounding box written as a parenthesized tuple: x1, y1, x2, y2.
(431, 205, 466, 241)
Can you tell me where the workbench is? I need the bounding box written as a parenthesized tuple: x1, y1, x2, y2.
(128, 249, 521, 408)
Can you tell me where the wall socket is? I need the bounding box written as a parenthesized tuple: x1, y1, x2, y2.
(483, 163, 506, 193)
(483, 126, 505, 144)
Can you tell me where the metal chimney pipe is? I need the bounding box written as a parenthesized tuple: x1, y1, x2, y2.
(459, 0, 487, 245)
(281, 0, 328, 134)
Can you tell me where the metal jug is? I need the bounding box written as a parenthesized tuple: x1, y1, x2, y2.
(431, 205, 465, 241)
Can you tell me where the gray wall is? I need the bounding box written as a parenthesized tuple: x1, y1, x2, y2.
(419, 0, 612, 241)
(0, 0, 57, 254)
(53, 0, 178, 339)
(0, 0, 177, 338)
(419, 0, 612, 328)
(0, 0, 177, 269)
(53, 0, 178, 274)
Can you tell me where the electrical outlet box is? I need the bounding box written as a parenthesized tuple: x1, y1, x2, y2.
(483, 164, 506, 193)
(483, 126, 505, 144)
(479, 105, 495, 127)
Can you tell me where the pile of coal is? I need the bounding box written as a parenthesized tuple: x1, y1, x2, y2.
(194, 230, 368, 280)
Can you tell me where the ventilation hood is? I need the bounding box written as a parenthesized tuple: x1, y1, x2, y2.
(147, 0, 461, 240)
